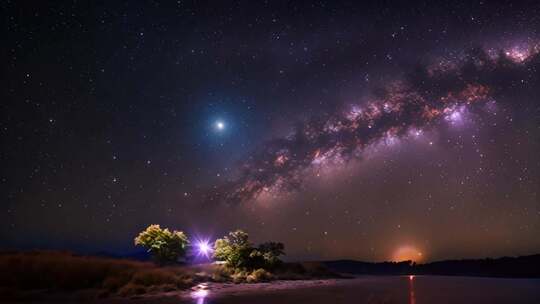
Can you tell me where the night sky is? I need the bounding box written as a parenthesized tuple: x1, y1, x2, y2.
(2, 1, 540, 262)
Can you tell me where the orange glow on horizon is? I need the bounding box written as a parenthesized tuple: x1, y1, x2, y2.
(392, 245, 425, 262)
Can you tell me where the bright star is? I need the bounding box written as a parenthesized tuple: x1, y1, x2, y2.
(215, 121, 225, 130)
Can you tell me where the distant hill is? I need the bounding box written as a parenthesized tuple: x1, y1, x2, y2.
(323, 254, 540, 278)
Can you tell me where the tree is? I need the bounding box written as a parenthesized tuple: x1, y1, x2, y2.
(213, 230, 285, 270)
(213, 230, 254, 269)
(134, 224, 189, 265)
(257, 242, 285, 268)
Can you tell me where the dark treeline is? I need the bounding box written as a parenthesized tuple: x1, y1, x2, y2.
(323, 254, 540, 278)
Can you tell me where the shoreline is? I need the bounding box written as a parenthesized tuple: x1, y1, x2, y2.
(3, 276, 540, 303)
(107, 276, 540, 304)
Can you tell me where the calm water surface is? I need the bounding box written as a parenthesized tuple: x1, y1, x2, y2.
(193, 276, 540, 304)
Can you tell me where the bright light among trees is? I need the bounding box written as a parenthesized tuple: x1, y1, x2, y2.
(196, 239, 212, 257)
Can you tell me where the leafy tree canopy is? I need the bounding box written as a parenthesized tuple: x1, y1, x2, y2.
(134, 224, 189, 265)
(213, 230, 285, 270)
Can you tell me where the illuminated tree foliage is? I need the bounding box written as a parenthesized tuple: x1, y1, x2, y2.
(213, 230, 285, 270)
(134, 224, 189, 265)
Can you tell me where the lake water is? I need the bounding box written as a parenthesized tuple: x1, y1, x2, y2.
(191, 276, 540, 304)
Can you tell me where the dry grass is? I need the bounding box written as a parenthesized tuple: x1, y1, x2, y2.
(0, 251, 342, 300)
(246, 268, 273, 283)
(0, 251, 200, 299)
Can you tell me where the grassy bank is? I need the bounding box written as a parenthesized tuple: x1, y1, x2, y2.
(0, 251, 339, 300)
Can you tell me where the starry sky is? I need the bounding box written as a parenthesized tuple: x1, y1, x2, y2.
(2, 1, 540, 262)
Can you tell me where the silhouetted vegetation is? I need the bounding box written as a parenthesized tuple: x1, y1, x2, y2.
(415, 254, 540, 278)
(324, 254, 540, 278)
(324, 260, 413, 275)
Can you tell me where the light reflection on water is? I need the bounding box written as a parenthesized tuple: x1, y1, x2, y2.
(190, 283, 209, 304)
(408, 275, 416, 304)
(187, 276, 540, 304)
